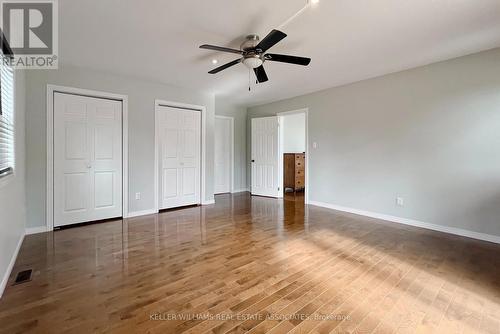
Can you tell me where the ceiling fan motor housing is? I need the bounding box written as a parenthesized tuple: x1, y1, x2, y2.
(240, 34, 260, 51)
(241, 34, 264, 69)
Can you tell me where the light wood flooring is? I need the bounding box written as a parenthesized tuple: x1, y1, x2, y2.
(0, 192, 499, 333)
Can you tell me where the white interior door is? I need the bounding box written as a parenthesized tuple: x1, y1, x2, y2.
(54, 93, 123, 227)
(251, 116, 280, 197)
(158, 106, 201, 209)
(214, 116, 231, 194)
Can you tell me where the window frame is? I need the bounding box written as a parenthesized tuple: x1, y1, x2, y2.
(0, 29, 15, 182)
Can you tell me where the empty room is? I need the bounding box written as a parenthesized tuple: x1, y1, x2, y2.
(1, 0, 500, 333)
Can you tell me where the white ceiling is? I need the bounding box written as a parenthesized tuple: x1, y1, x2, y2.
(59, 0, 500, 107)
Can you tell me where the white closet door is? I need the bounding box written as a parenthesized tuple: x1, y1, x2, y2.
(251, 116, 280, 197)
(54, 93, 122, 227)
(158, 106, 201, 209)
(214, 117, 231, 194)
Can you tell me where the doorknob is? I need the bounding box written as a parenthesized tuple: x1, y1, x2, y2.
(251, 160, 255, 163)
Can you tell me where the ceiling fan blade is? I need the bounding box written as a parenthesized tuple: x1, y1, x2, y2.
(254, 65, 268, 83)
(208, 58, 242, 74)
(255, 29, 287, 52)
(265, 53, 311, 66)
(200, 44, 243, 55)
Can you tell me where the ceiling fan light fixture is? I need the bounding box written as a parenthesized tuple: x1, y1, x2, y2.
(242, 57, 263, 69)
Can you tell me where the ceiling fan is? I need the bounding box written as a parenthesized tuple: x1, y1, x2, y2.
(199, 29, 311, 83)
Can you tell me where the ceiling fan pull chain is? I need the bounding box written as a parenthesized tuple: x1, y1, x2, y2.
(248, 69, 251, 92)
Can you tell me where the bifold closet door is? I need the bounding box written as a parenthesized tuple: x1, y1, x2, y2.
(158, 106, 201, 209)
(53, 93, 123, 227)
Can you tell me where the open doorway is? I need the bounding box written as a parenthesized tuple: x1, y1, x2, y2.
(278, 109, 307, 204)
(250, 109, 308, 202)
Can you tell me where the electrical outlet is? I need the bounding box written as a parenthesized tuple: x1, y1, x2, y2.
(396, 197, 404, 207)
(135, 192, 141, 200)
(312, 142, 318, 149)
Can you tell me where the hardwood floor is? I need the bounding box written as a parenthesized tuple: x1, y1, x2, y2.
(1, 192, 499, 334)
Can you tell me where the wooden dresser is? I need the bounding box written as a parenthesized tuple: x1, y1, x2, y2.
(283, 153, 305, 192)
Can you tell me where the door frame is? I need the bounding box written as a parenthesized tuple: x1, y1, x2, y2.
(154, 99, 207, 212)
(214, 115, 234, 194)
(277, 108, 309, 204)
(46, 84, 129, 231)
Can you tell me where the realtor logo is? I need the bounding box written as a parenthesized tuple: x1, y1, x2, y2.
(0, 0, 58, 68)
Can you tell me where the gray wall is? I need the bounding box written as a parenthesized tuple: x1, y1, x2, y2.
(214, 98, 247, 191)
(25, 66, 215, 228)
(0, 71, 26, 296)
(248, 47, 500, 237)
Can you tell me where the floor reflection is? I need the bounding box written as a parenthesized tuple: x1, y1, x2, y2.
(1, 192, 499, 334)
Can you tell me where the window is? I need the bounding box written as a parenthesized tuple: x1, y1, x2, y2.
(0, 32, 14, 178)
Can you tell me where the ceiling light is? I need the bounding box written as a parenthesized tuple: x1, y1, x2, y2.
(242, 57, 263, 69)
(310, 0, 319, 4)
(211, 59, 218, 65)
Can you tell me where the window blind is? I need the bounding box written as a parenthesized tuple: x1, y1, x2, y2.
(0, 55, 14, 178)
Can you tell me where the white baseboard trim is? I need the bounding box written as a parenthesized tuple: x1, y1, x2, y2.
(0, 233, 24, 299)
(127, 200, 216, 217)
(126, 209, 158, 218)
(231, 188, 250, 193)
(25, 226, 47, 235)
(309, 201, 500, 245)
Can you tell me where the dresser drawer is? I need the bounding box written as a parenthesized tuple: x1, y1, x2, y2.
(295, 154, 305, 162)
(295, 159, 304, 169)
